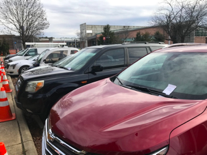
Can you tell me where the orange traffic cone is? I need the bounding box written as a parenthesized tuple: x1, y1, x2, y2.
(0, 87, 15, 122)
(0, 142, 8, 155)
(0, 67, 5, 82)
(2, 72, 12, 93)
(0, 71, 2, 83)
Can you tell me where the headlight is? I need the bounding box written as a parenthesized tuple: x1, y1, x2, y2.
(10, 63, 17, 69)
(149, 146, 168, 155)
(9, 60, 12, 62)
(25, 80, 44, 93)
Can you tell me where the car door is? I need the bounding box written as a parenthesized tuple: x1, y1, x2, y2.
(88, 48, 126, 82)
(127, 47, 150, 65)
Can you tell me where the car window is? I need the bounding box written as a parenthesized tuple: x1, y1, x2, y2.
(25, 49, 37, 56)
(71, 50, 78, 54)
(94, 48, 125, 69)
(46, 50, 67, 61)
(128, 47, 148, 64)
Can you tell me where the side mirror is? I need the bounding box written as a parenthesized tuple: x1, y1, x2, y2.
(91, 65, 103, 73)
(43, 59, 46, 63)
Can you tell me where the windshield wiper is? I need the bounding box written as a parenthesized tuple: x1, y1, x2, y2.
(116, 77, 123, 85)
(124, 84, 176, 98)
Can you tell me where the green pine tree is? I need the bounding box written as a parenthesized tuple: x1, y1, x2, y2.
(98, 24, 116, 45)
(1, 38, 9, 56)
(153, 31, 165, 42)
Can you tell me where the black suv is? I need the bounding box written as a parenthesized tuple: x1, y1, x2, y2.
(15, 43, 168, 120)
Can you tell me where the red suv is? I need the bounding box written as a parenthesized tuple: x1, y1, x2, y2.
(42, 45, 207, 155)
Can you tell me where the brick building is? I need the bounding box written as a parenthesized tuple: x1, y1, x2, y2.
(83, 25, 207, 48)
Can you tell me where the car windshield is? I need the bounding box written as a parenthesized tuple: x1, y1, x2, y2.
(115, 52, 207, 100)
(58, 48, 99, 71)
(17, 49, 28, 56)
(36, 49, 50, 63)
(52, 51, 81, 67)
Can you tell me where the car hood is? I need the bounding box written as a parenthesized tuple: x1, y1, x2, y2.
(9, 56, 24, 61)
(5, 54, 17, 59)
(50, 78, 206, 153)
(8, 59, 34, 65)
(22, 66, 72, 79)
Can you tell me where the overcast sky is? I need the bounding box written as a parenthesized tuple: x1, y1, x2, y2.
(41, 0, 163, 38)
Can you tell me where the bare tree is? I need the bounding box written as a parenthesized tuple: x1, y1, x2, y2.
(0, 0, 50, 48)
(152, 0, 207, 43)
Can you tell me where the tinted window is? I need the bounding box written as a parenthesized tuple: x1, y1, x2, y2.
(46, 50, 67, 61)
(128, 47, 148, 64)
(71, 50, 78, 54)
(94, 48, 125, 69)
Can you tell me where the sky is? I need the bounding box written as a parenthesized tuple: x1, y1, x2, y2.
(40, 0, 163, 38)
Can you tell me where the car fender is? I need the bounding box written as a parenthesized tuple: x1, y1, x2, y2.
(168, 101, 207, 154)
(17, 61, 33, 69)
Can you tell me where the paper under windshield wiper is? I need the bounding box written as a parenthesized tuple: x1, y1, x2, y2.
(125, 85, 176, 98)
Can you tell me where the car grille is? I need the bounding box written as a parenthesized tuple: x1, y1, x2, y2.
(43, 119, 99, 155)
(6, 64, 9, 69)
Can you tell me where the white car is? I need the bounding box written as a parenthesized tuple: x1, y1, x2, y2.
(5, 47, 53, 65)
(6, 47, 79, 75)
(6, 55, 39, 75)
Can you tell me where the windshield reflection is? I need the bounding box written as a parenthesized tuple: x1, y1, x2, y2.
(115, 52, 207, 99)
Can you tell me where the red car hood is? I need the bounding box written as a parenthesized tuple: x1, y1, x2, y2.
(50, 78, 206, 154)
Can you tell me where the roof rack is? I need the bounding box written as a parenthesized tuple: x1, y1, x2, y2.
(122, 41, 165, 45)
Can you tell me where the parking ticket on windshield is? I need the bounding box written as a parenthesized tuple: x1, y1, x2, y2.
(163, 84, 177, 95)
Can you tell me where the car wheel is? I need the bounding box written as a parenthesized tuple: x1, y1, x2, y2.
(19, 66, 29, 74)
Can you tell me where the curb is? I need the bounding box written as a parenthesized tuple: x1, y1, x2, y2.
(8, 75, 38, 155)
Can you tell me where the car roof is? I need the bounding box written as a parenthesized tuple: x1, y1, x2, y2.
(85, 43, 168, 49)
(155, 44, 207, 53)
(49, 47, 79, 51)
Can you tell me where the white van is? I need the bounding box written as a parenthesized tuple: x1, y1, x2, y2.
(5, 47, 53, 64)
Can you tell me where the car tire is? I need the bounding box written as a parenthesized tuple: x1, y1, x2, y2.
(19, 66, 29, 74)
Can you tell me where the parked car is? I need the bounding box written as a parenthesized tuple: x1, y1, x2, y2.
(43, 45, 207, 155)
(5, 55, 39, 75)
(6, 47, 80, 75)
(15, 43, 168, 120)
(4, 47, 53, 66)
